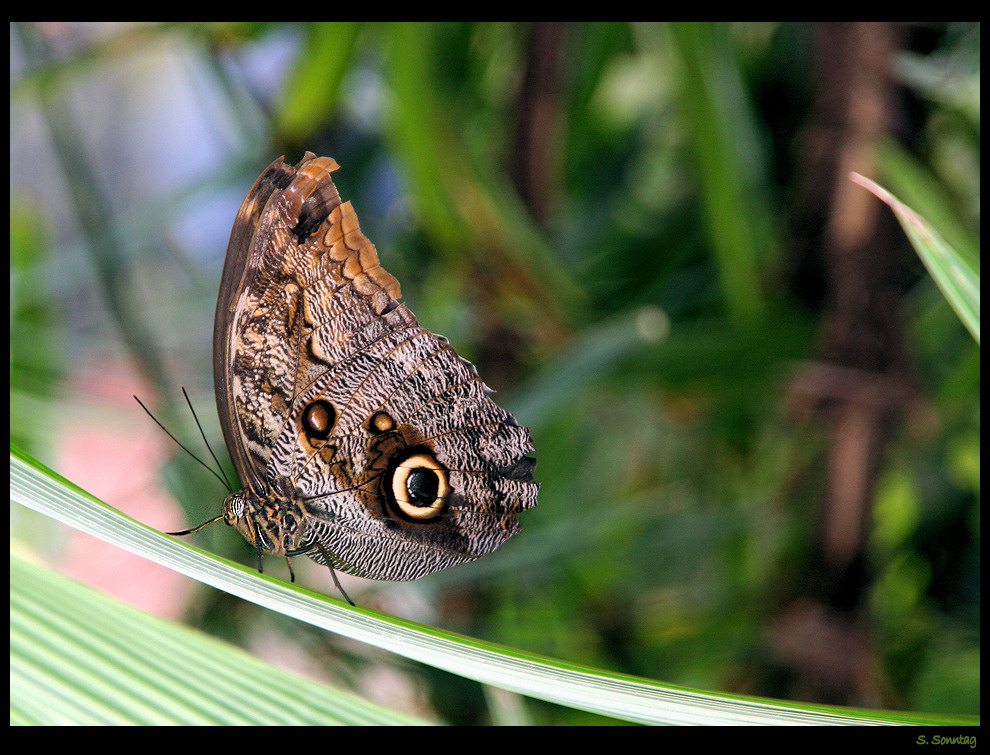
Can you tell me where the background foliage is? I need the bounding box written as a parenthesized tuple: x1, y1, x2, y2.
(10, 22, 979, 724)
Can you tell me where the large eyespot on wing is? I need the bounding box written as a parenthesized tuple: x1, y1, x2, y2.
(386, 449, 451, 522)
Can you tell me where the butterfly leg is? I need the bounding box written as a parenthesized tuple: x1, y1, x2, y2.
(250, 520, 267, 574)
(314, 542, 355, 606)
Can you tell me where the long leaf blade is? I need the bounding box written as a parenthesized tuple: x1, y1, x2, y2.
(851, 172, 980, 343)
(11, 551, 428, 725)
(11, 447, 975, 725)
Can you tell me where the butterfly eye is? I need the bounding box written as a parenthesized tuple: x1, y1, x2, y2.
(390, 453, 450, 520)
(222, 493, 246, 522)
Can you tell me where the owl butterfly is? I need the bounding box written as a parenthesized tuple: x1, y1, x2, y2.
(187, 152, 537, 602)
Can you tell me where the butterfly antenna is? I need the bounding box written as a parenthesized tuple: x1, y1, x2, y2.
(167, 514, 225, 537)
(181, 387, 234, 492)
(134, 393, 232, 493)
(314, 542, 356, 606)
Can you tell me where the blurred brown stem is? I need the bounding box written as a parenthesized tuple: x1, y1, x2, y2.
(776, 21, 918, 708)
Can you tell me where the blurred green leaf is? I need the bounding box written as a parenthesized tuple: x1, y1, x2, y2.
(667, 22, 771, 327)
(384, 23, 583, 321)
(877, 139, 979, 267)
(851, 172, 980, 344)
(11, 550, 428, 725)
(275, 22, 361, 142)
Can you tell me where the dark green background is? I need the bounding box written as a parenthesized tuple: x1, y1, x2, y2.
(10, 22, 979, 724)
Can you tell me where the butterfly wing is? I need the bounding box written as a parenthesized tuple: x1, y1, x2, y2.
(214, 156, 314, 495)
(217, 154, 538, 581)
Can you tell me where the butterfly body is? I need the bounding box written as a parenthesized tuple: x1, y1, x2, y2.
(212, 153, 538, 584)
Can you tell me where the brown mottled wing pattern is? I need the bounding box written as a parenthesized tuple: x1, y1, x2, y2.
(215, 153, 538, 581)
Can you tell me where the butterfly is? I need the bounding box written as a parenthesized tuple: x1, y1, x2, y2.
(173, 153, 538, 603)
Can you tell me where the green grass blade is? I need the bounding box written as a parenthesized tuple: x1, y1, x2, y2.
(876, 140, 979, 267)
(10, 551, 430, 725)
(274, 22, 362, 141)
(667, 22, 770, 327)
(851, 173, 979, 344)
(11, 447, 976, 725)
